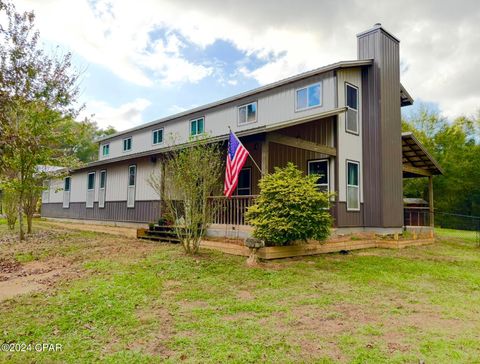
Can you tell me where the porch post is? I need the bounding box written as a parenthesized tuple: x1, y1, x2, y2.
(261, 137, 269, 175)
(428, 175, 434, 227)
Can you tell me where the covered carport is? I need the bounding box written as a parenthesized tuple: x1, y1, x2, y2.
(402, 132, 444, 227)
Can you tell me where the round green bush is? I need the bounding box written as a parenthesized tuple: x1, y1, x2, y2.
(245, 163, 332, 246)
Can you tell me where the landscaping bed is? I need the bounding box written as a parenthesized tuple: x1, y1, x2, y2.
(201, 237, 435, 259)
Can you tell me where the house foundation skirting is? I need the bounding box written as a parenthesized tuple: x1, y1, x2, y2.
(41, 201, 161, 224)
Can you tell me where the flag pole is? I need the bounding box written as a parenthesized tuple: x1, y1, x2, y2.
(228, 126, 263, 176)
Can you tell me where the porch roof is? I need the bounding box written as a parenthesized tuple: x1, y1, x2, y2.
(402, 132, 444, 177)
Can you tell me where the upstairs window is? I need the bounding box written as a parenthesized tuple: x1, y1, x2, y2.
(346, 83, 359, 134)
(153, 129, 163, 145)
(347, 161, 360, 211)
(102, 144, 110, 156)
(123, 137, 132, 152)
(238, 102, 257, 125)
(296, 82, 322, 110)
(308, 159, 329, 193)
(190, 117, 204, 136)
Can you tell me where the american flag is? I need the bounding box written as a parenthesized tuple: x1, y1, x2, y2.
(224, 131, 249, 198)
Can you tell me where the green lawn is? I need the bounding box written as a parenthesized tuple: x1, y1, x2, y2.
(1, 222, 480, 363)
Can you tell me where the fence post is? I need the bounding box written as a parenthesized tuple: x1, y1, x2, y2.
(428, 176, 434, 227)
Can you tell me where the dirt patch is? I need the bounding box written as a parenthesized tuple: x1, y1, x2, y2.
(42, 221, 138, 238)
(237, 290, 255, 300)
(0, 225, 156, 302)
(129, 304, 175, 358)
(0, 258, 81, 302)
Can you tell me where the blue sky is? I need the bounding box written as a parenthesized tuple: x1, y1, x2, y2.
(16, 0, 480, 130)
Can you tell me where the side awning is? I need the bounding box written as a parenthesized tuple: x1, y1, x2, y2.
(402, 132, 444, 177)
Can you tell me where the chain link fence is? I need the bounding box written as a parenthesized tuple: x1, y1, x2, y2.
(435, 211, 480, 246)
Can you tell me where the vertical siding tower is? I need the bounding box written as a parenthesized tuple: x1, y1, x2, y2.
(358, 24, 403, 228)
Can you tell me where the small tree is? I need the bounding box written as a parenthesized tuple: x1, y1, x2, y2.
(148, 137, 223, 254)
(245, 162, 332, 245)
(2, 188, 17, 230)
(0, 1, 81, 240)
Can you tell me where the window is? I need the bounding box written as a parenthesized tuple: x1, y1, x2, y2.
(308, 160, 329, 192)
(64, 177, 71, 192)
(128, 165, 136, 187)
(102, 144, 110, 156)
(152, 129, 164, 145)
(190, 117, 204, 136)
(346, 83, 359, 134)
(296, 82, 322, 110)
(87, 172, 95, 190)
(123, 137, 132, 152)
(99, 170, 106, 209)
(238, 102, 257, 125)
(236, 168, 251, 195)
(100, 170, 106, 189)
(127, 165, 136, 208)
(347, 161, 360, 211)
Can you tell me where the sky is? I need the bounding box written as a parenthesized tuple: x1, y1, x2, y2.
(14, 0, 480, 131)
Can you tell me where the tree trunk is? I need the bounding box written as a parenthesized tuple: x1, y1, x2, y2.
(27, 214, 33, 234)
(18, 198, 25, 241)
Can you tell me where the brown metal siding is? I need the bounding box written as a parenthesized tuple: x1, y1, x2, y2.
(41, 201, 160, 223)
(267, 116, 335, 173)
(358, 28, 403, 228)
(336, 202, 364, 227)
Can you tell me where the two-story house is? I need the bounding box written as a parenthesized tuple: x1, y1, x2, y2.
(41, 24, 443, 235)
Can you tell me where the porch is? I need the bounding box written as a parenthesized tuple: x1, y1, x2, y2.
(205, 132, 444, 233)
(402, 132, 444, 228)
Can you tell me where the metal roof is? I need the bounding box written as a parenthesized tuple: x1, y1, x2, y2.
(97, 59, 374, 143)
(402, 132, 444, 177)
(403, 198, 428, 205)
(400, 84, 414, 106)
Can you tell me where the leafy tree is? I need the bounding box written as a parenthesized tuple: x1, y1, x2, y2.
(148, 136, 223, 254)
(59, 117, 116, 163)
(0, 0, 81, 240)
(245, 163, 332, 245)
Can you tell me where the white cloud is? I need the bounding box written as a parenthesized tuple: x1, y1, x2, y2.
(16, 0, 213, 87)
(80, 98, 151, 130)
(15, 0, 480, 118)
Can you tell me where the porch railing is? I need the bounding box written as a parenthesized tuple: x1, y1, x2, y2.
(404, 207, 430, 226)
(208, 195, 258, 225)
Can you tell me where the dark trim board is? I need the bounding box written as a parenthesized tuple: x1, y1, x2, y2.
(41, 201, 161, 223)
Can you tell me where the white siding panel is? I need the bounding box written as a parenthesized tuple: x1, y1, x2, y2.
(63, 191, 70, 208)
(48, 179, 64, 203)
(136, 159, 161, 201)
(105, 164, 129, 201)
(336, 68, 363, 203)
(70, 173, 87, 203)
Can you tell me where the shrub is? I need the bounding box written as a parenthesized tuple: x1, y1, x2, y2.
(3, 189, 18, 230)
(245, 163, 332, 246)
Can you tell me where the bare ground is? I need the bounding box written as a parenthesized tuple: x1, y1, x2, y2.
(0, 223, 153, 302)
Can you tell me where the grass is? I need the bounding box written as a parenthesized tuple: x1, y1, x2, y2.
(0, 222, 480, 363)
(435, 227, 479, 244)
